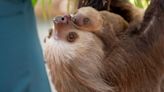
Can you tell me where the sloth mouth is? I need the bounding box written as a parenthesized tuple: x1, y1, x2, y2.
(53, 30, 59, 40)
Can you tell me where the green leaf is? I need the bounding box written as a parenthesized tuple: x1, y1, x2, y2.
(32, 0, 37, 7)
(134, 0, 144, 8)
(129, 0, 149, 9)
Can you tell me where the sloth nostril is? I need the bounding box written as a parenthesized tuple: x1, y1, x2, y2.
(61, 17, 65, 21)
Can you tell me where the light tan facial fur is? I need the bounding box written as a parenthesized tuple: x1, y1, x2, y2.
(44, 21, 113, 92)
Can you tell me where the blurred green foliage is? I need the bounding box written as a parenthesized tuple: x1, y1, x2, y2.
(32, 0, 37, 6)
(129, 0, 150, 9)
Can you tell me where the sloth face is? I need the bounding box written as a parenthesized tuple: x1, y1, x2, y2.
(44, 15, 104, 64)
(72, 7, 103, 32)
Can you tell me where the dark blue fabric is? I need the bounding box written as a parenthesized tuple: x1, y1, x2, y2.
(0, 0, 51, 92)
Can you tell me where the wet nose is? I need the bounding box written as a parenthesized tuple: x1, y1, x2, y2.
(53, 16, 67, 24)
(53, 15, 72, 24)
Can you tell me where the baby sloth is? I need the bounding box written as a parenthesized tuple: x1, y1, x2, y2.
(72, 7, 129, 37)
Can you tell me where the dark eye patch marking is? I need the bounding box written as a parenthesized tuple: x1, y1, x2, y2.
(67, 32, 79, 42)
(83, 17, 90, 24)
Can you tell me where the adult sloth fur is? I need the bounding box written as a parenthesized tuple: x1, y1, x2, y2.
(44, 0, 164, 92)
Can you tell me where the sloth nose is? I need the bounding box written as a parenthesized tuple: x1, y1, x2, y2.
(52, 15, 73, 40)
(53, 15, 71, 24)
(53, 16, 67, 24)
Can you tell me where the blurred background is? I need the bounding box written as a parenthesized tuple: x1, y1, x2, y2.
(33, 0, 149, 92)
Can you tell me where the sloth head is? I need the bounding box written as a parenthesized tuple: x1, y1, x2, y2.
(72, 7, 103, 32)
(44, 15, 104, 64)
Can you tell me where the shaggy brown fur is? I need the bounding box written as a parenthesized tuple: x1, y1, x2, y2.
(162, 81, 164, 92)
(44, 0, 164, 92)
(98, 0, 164, 91)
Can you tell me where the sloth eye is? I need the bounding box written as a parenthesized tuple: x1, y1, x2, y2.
(83, 18, 90, 24)
(67, 32, 78, 42)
